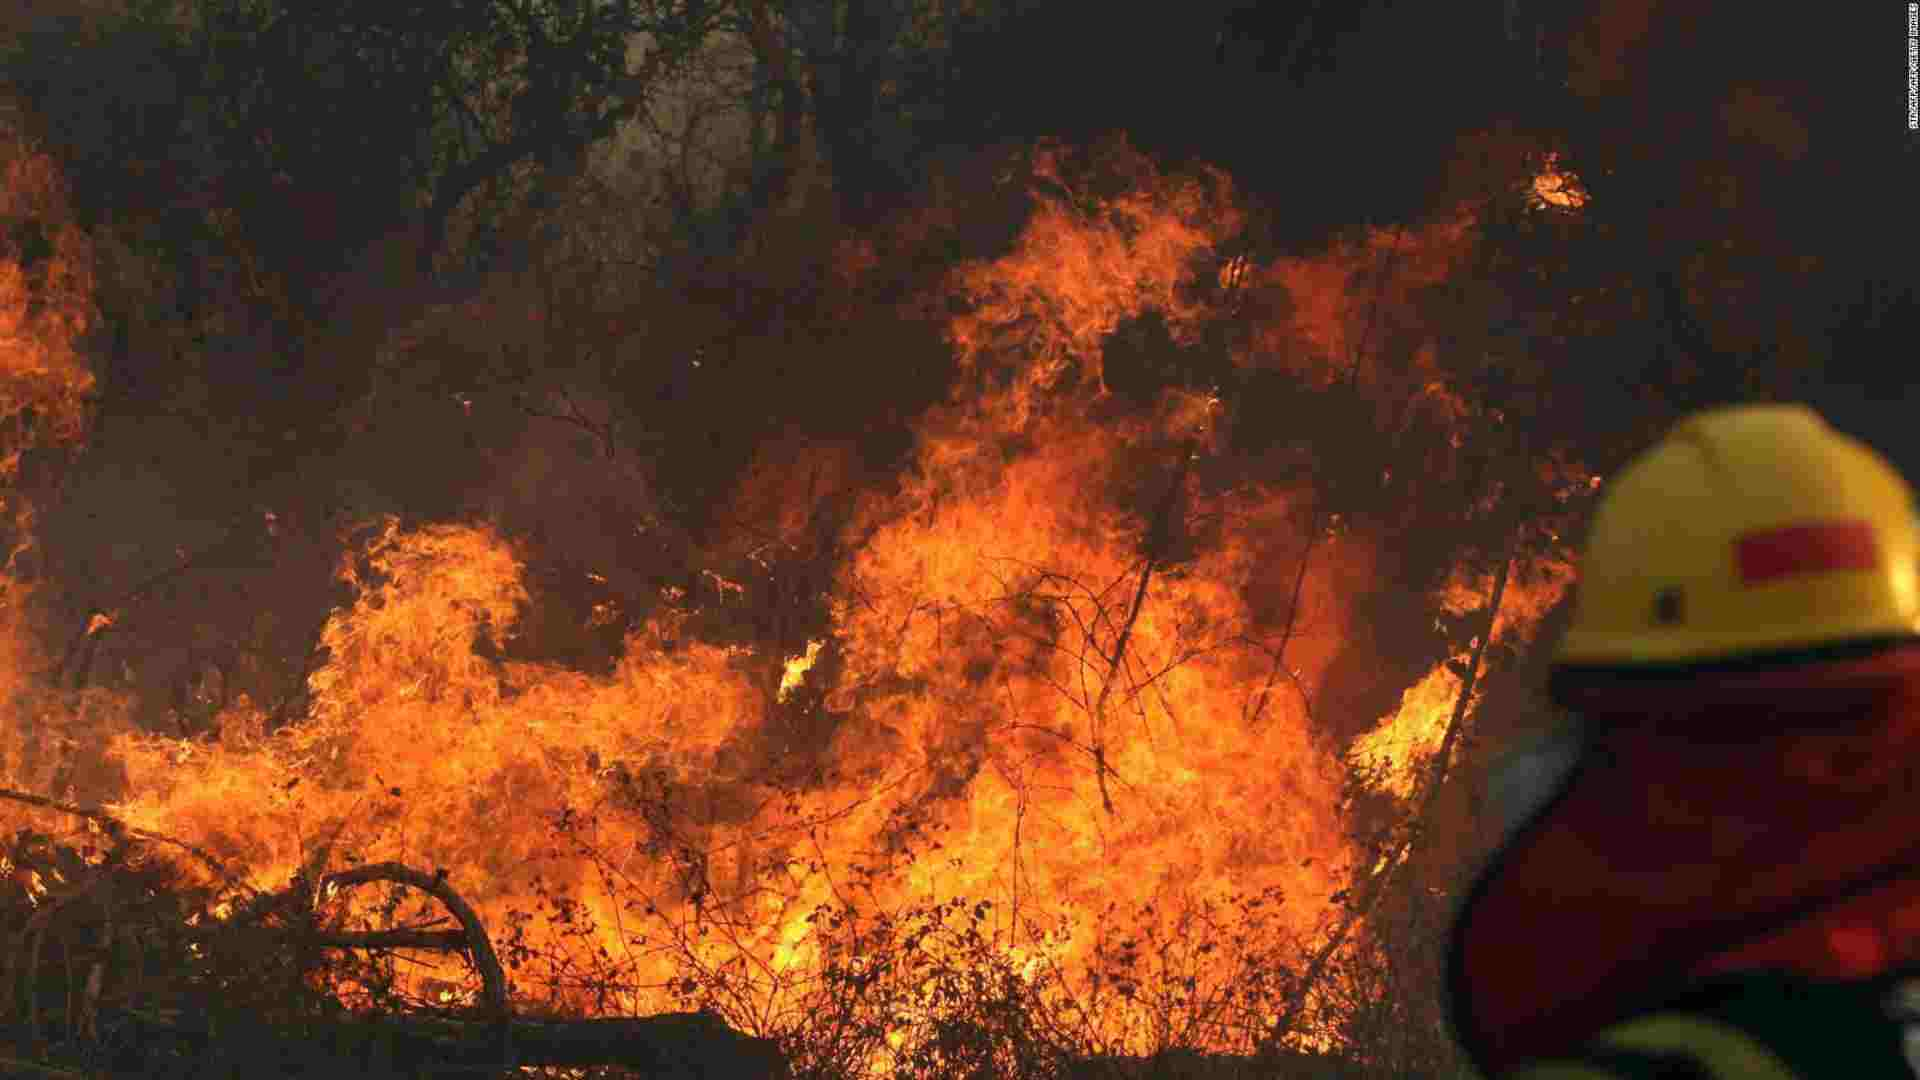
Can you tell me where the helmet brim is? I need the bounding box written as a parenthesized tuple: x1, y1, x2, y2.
(1548, 636, 1920, 711)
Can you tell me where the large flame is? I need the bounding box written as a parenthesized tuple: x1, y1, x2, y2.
(0, 132, 1583, 1066)
(946, 141, 1241, 404)
(0, 133, 111, 813)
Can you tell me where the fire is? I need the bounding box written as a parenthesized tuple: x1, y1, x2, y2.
(1354, 666, 1468, 800)
(1529, 152, 1589, 210)
(0, 131, 1587, 1068)
(0, 135, 109, 815)
(946, 140, 1241, 402)
(1254, 210, 1479, 385)
(1353, 558, 1576, 799)
(0, 144, 95, 465)
(829, 399, 1352, 940)
(778, 639, 824, 703)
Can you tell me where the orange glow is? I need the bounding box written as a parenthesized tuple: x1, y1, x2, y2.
(946, 140, 1242, 400)
(1529, 153, 1590, 210)
(778, 639, 825, 703)
(829, 397, 1352, 945)
(1353, 665, 1467, 799)
(1354, 559, 1574, 799)
(1253, 210, 1479, 385)
(0, 134, 1584, 1067)
(0, 137, 109, 823)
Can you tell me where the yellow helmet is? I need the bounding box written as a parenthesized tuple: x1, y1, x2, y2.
(1552, 404, 1920, 685)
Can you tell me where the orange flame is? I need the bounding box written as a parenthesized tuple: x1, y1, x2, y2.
(1529, 153, 1590, 211)
(0, 136, 108, 815)
(0, 134, 1586, 1066)
(946, 139, 1242, 404)
(1251, 210, 1479, 385)
(1353, 558, 1575, 798)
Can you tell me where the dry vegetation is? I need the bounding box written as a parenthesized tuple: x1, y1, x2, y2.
(0, 118, 1519, 1077)
(0, 1, 1848, 1075)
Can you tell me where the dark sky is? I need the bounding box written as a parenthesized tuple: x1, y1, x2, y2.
(933, 1, 1538, 243)
(820, 0, 1920, 474)
(1103, 0, 1920, 468)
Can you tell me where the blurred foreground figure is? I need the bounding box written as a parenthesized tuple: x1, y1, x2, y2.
(1448, 404, 1920, 1079)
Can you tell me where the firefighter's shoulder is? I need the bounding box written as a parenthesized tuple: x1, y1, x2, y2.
(1502, 969, 1920, 1080)
(1506, 1010, 1792, 1079)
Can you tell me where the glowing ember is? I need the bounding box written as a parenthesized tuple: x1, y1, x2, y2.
(778, 639, 824, 703)
(1529, 152, 1590, 210)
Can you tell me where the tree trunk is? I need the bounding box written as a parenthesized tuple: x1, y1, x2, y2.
(1263, 553, 1514, 1050)
(743, 1, 810, 215)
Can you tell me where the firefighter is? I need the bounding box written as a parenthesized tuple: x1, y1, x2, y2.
(1447, 403, 1920, 1079)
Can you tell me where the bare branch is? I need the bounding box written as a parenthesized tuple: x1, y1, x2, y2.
(1087, 442, 1196, 816)
(321, 860, 513, 1066)
(188, 925, 474, 952)
(1264, 554, 1513, 1051)
(0, 788, 252, 895)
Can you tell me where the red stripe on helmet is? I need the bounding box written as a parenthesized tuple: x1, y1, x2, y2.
(1735, 520, 1880, 584)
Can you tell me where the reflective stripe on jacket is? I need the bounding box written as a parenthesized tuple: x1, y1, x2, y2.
(1498, 970, 1920, 1079)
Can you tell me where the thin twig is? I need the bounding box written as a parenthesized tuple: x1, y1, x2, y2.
(1265, 555, 1512, 1050)
(0, 1056, 82, 1078)
(0, 789, 251, 896)
(1087, 442, 1196, 816)
(50, 526, 262, 690)
(1243, 494, 1321, 730)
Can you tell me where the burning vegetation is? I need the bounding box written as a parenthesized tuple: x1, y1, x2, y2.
(0, 3, 1876, 1075)
(0, 125, 1598, 1078)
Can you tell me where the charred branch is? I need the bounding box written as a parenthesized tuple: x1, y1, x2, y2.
(1262, 554, 1514, 1053)
(317, 862, 509, 1028)
(182, 925, 472, 952)
(0, 789, 250, 896)
(0, 837, 787, 1077)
